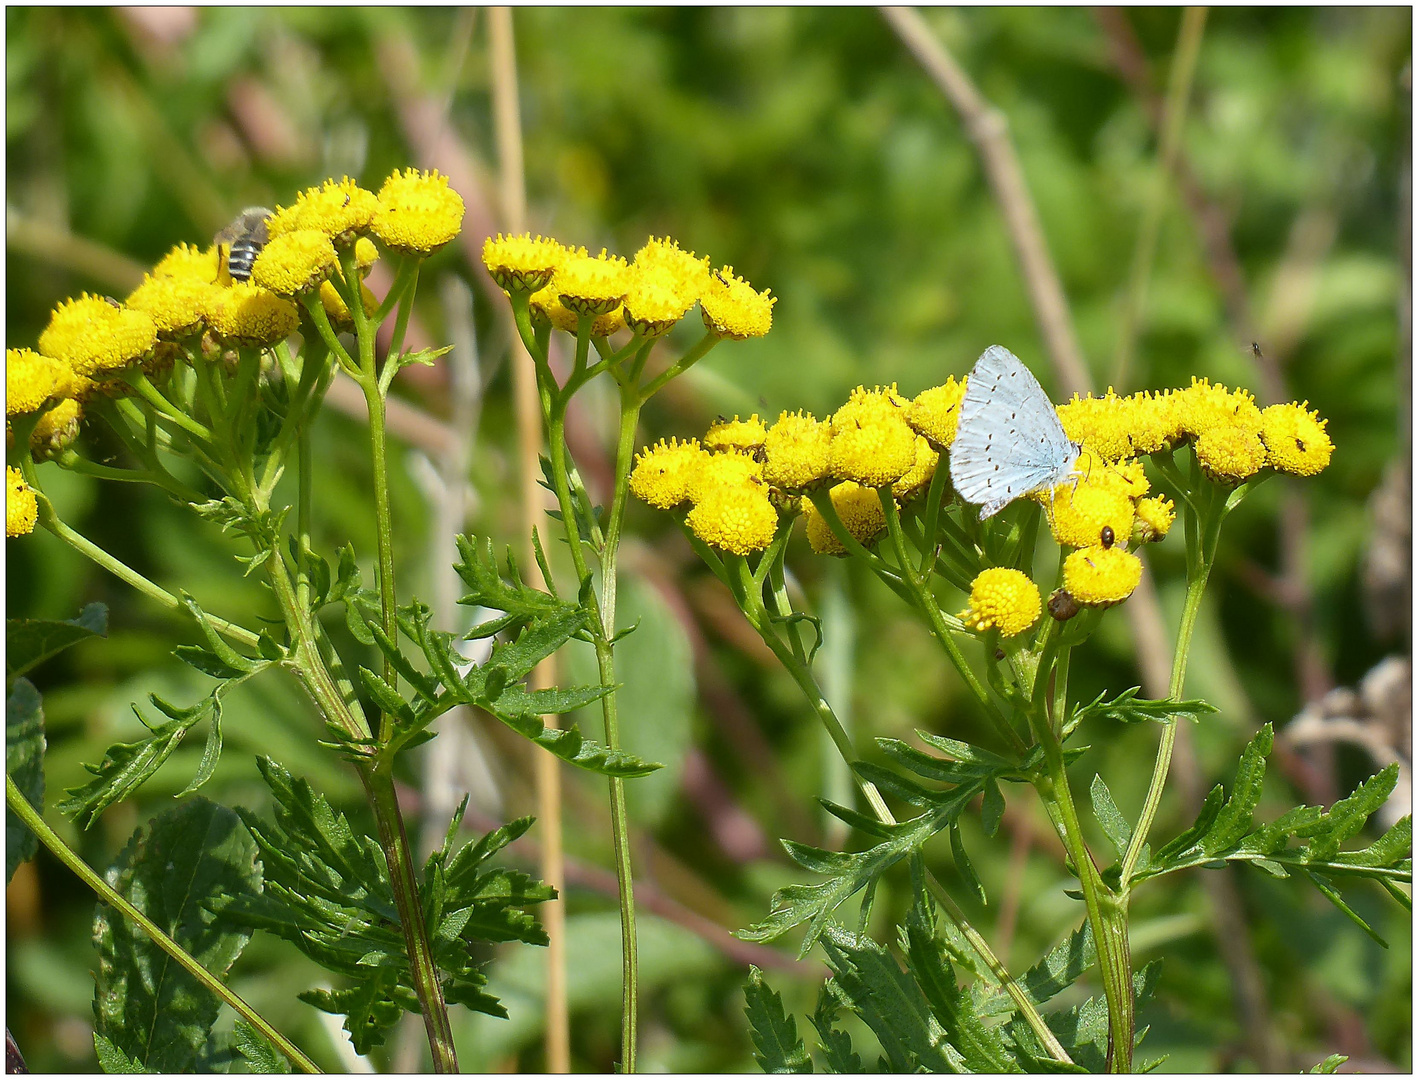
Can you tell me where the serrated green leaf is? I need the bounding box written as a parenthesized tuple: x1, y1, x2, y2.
(93, 799, 261, 1072)
(1304, 871, 1387, 947)
(980, 777, 1005, 838)
(174, 645, 249, 680)
(744, 967, 813, 1073)
(232, 1018, 292, 1073)
(6, 677, 45, 883)
(1310, 1053, 1349, 1073)
(810, 983, 863, 1073)
(492, 711, 662, 777)
(949, 822, 987, 906)
(454, 534, 570, 637)
(1305, 764, 1399, 860)
(1202, 724, 1273, 854)
(1069, 686, 1217, 728)
(93, 1033, 144, 1073)
(6, 602, 107, 680)
(301, 974, 407, 1055)
(1151, 784, 1225, 865)
(1090, 774, 1132, 860)
(1044, 960, 1159, 1072)
(980, 923, 1096, 1017)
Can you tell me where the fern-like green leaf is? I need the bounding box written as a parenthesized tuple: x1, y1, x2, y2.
(744, 966, 813, 1073)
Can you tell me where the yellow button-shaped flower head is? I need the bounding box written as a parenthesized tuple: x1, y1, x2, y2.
(703, 414, 767, 454)
(700, 266, 774, 339)
(1063, 545, 1143, 607)
(38, 295, 156, 378)
(892, 435, 939, 502)
(1174, 377, 1262, 440)
(623, 262, 695, 335)
(6, 466, 37, 537)
(1124, 390, 1184, 455)
(554, 249, 630, 317)
(207, 283, 300, 348)
(686, 449, 764, 505)
(629, 437, 709, 510)
(633, 236, 710, 308)
(1057, 388, 1134, 463)
(1047, 480, 1136, 550)
(763, 410, 830, 491)
(126, 273, 224, 338)
(529, 279, 624, 337)
(252, 230, 339, 296)
(829, 385, 918, 488)
(1260, 402, 1333, 476)
(1134, 495, 1175, 543)
(907, 376, 967, 450)
(153, 242, 221, 283)
(686, 483, 779, 555)
(6, 349, 70, 416)
(804, 481, 887, 555)
(959, 567, 1041, 637)
(483, 233, 567, 294)
(371, 168, 465, 255)
(266, 177, 378, 245)
(1194, 425, 1267, 485)
(30, 398, 82, 459)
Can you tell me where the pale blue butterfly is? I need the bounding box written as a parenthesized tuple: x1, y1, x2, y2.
(948, 345, 1081, 519)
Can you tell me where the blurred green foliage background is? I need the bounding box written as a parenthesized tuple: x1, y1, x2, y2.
(6, 7, 1410, 1072)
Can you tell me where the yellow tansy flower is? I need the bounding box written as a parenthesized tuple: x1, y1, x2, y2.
(206, 283, 300, 348)
(1124, 390, 1184, 455)
(530, 281, 624, 337)
(125, 273, 223, 338)
(686, 449, 764, 505)
(704, 414, 767, 454)
(7, 349, 69, 416)
(38, 295, 156, 378)
(483, 233, 567, 294)
(828, 385, 918, 488)
(632, 236, 710, 306)
(153, 242, 221, 283)
(1056, 388, 1134, 463)
(629, 437, 709, 510)
(892, 435, 939, 502)
(354, 237, 380, 270)
(907, 377, 967, 450)
(319, 279, 379, 330)
(252, 230, 339, 296)
(554, 250, 630, 317)
(266, 177, 378, 244)
(685, 484, 779, 555)
(959, 567, 1041, 637)
(1046, 480, 1136, 550)
(1174, 377, 1263, 440)
(1260, 402, 1333, 476)
(804, 482, 887, 555)
(6, 467, 37, 537)
(1194, 425, 1267, 485)
(1063, 545, 1143, 607)
(1134, 496, 1175, 543)
(371, 168, 465, 255)
(622, 263, 695, 335)
(700, 266, 775, 339)
(763, 410, 830, 491)
(30, 397, 82, 458)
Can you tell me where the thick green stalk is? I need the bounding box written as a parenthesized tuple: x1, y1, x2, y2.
(5, 776, 320, 1074)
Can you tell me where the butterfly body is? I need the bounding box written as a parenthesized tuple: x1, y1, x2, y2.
(949, 345, 1080, 519)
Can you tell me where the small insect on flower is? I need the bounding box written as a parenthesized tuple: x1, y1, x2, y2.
(1100, 525, 1115, 549)
(214, 207, 273, 284)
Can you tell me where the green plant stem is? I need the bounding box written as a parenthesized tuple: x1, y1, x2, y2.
(5, 776, 320, 1074)
(128, 371, 215, 443)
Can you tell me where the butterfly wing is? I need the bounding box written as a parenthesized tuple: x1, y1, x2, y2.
(949, 346, 1080, 519)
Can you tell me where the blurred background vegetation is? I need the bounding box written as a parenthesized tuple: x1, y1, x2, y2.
(6, 6, 1410, 1072)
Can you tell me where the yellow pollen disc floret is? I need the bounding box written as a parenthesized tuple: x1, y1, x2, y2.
(1260, 402, 1333, 476)
(153, 242, 221, 283)
(125, 273, 223, 338)
(907, 377, 967, 450)
(1056, 388, 1134, 463)
(482, 233, 567, 294)
(1194, 425, 1267, 485)
(206, 283, 300, 348)
(686, 449, 764, 505)
(828, 385, 918, 488)
(38, 295, 156, 378)
(685, 484, 779, 555)
(354, 237, 380, 270)
(1134, 496, 1175, 543)
(622, 263, 695, 334)
(1174, 377, 1263, 440)
(892, 436, 939, 501)
(31, 397, 82, 458)
(1124, 390, 1184, 455)
(704, 414, 767, 454)
(6, 349, 70, 416)
(629, 437, 709, 509)
(266, 177, 378, 243)
(1063, 545, 1143, 607)
(804, 482, 887, 555)
(959, 567, 1041, 638)
(252, 230, 340, 296)
(6, 466, 37, 537)
(763, 410, 830, 491)
(700, 266, 774, 340)
(371, 168, 465, 255)
(633, 237, 710, 307)
(1046, 480, 1136, 550)
(554, 250, 630, 317)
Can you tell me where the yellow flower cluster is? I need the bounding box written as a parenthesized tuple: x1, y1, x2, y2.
(959, 568, 1040, 637)
(6, 466, 37, 537)
(482, 233, 770, 342)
